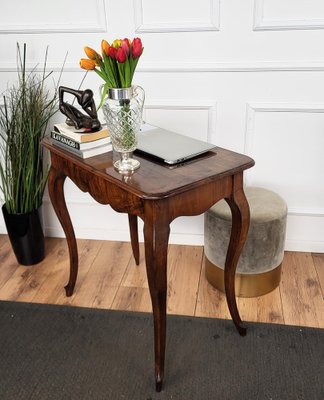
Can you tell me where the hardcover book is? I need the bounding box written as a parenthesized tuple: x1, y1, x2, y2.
(53, 122, 110, 143)
(51, 131, 111, 150)
(52, 140, 112, 159)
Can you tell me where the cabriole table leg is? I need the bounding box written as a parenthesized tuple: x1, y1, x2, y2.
(224, 175, 250, 336)
(128, 214, 140, 265)
(143, 207, 170, 392)
(48, 167, 78, 296)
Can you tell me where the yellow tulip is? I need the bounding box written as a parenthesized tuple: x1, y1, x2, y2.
(79, 58, 96, 70)
(112, 39, 121, 49)
(101, 40, 110, 56)
(84, 46, 98, 60)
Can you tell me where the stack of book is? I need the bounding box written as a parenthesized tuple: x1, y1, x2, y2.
(51, 123, 112, 159)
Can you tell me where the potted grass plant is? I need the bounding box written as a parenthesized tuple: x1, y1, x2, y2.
(0, 43, 59, 265)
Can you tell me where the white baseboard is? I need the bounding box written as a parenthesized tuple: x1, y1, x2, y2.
(1, 223, 323, 252)
(0, 221, 317, 253)
(284, 240, 324, 253)
(44, 226, 204, 246)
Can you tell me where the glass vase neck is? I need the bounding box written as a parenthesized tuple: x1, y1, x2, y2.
(108, 87, 133, 100)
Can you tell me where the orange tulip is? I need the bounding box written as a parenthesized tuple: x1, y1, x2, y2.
(101, 40, 110, 56)
(84, 46, 98, 60)
(79, 58, 96, 70)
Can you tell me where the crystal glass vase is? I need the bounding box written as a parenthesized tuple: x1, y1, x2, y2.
(102, 86, 145, 173)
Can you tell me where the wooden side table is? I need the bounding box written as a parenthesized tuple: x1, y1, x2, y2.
(42, 137, 254, 391)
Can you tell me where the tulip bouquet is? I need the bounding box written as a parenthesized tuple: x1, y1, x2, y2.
(80, 37, 145, 172)
(80, 37, 143, 108)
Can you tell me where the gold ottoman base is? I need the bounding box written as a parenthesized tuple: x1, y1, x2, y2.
(205, 257, 282, 298)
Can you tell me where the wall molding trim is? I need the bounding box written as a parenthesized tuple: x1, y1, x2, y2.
(254, 0, 324, 31)
(137, 61, 324, 72)
(134, 0, 220, 33)
(288, 207, 324, 218)
(3, 60, 324, 74)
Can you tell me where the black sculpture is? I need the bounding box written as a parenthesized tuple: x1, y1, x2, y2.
(59, 86, 101, 131)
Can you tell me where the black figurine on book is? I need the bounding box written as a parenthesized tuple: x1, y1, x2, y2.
(59, 86, 101, 132)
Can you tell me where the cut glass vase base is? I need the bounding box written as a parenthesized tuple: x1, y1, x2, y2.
(114, 154, 140, 174)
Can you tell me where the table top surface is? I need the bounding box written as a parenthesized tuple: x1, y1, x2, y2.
(43, 137, 254, 199)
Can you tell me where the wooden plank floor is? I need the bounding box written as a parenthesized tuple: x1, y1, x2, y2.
(0, 234, 323, 329)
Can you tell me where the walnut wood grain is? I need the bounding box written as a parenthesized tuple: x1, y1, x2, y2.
(47, 167, 78, 296)
(128, 214, 140, 265)
(143, 201, 170, 391)
(42, 137, 254, 390)
(224, 173, 250, 335)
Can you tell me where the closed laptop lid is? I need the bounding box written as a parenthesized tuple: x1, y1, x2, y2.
(136, 124, 216, 165)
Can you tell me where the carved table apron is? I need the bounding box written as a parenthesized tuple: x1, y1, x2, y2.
(42, 137, 255, 391)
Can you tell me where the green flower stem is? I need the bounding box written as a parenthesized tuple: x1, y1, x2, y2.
(117, 63, 126, 87)
(117, 100, 136, 151)
(125, 59, 131, 87)
(130, 56, 140, 82)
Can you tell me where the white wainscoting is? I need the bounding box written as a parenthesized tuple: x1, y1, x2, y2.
(143, 100, 217, 142)
(1, 0, 324, 252)
(254, 0, 324, 31)
(0, 0, 107, 33)
(245, 103, 324, 251)
(134, 0, 220, 33)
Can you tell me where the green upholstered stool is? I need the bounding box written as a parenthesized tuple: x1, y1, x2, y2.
(204, 187, 287, 297)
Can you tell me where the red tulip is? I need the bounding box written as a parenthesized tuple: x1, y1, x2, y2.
(116, 47, 127, 63)
(108, 46, 116, 59)
(120, 38, 130, 56)
(132, 37, 143, 58)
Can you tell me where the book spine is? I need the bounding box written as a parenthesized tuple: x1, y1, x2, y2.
(51, 131, 80, 150)
(52, 140, 83, 156)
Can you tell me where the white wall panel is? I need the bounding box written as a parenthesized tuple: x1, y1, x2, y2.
(0, 0, 107, 33)
(134, 0, 220, 32)
(143, 101, 217, 141)
(254, 0, 324, 30)
(245, 103, 324, 209)
(245, 103, 324, 251)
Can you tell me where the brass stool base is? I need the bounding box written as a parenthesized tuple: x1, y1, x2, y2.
(205, 257, 282, 298)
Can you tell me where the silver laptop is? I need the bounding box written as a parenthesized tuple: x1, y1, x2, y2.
(136, 124, 216, 165)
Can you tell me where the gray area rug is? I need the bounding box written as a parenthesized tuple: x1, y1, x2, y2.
(0, 301, 323, 400)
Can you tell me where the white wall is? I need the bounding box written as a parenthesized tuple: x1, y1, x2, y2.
(0, 0, 324, 251)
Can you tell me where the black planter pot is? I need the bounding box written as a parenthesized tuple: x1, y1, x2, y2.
(2, 204, 45, 266)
